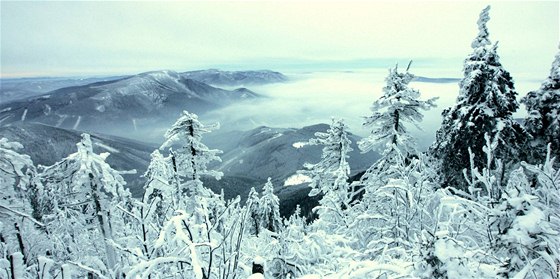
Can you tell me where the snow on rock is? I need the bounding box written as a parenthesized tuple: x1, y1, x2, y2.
(284, 173, 312, 186)
(247, 273, 265, 279)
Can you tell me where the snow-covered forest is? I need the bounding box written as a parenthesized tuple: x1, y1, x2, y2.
(1, 6, 559, 279)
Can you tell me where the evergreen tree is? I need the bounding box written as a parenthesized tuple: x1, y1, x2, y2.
(259, 178, 282, 233)
(39, 133, 130, 275)
(0, 138, 34, 211)
(0, 138, 45, 278)
(299, 118, 354, 226)
(359, 62, 437, 185)
(246, 187, 261, 236)
(521, 47, 560, 164)
(160, 110, 223, 198)
(349, 64, 437, 260)
(431, 5, 526, 190)
(142, 150, 175, 224)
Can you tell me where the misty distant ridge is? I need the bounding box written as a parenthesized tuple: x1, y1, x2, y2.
(0, 69, 288, 103)
(181, 69, 288, 86)
(0, 70, 278, 140)
(413, 76, 461, 83)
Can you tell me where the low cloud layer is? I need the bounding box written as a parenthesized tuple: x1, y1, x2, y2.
(205, 69, 542, 150)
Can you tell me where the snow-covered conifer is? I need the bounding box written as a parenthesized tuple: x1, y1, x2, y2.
(246, 187, 261, 236)
(160, 110, 223, 198)
(348, 64, 437, 258)
(521, 47, 560, 164)
(39, 133, 130, 274)
(0, 138, 34, 210)
(142, 150, 175, 224)
(299, 118, 354, 226)
(431, 5, 526, 190)
(359, 62, 437, 185)
(0, 138, 44, 278)
(259, 178, 282, 233)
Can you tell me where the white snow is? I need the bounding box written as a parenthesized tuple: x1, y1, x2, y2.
(0, 107, 12, 113)
(10, 252, 25, 278)
(253, 256, 264, 265)
(56, 114, 68, 127)
(270, 133, 283, 140)
(292, 142, 308, 149)
(132, 118, 137, 131)
(284, 173, 312, 186)
(73, 116, 81, 130)
(21, 109, 28, 121)
(434, 238, 463, 260)
(43, 104, 51, 115)
(94, 142, 120, 153)
(509, 206, 545, 245)
(61, 263, 75, 279)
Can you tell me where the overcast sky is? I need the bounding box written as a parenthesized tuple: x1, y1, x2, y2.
(1, 1, 558, 78)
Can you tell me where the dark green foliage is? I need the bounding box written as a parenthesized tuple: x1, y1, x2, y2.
(521, 49, 560, 165)
(431, 6, 526, 190)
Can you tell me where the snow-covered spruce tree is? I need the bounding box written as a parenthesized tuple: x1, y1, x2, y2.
(160, 110, 223, 200)
(142, 150, 175, 227)
(521, 47, 560, 165)
(298, 118, 354, 228)
(349, 64, 437, 257)
(39, 133, 131, 276)
(0, 138, 34, 213)
(259, 178, 282, 233)
(245, 187, 261, 236)
(358, 62, 437, 185)
(431, 5, 526, 190)
(0, 138, 48, 278)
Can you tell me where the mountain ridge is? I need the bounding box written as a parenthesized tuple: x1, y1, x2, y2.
(0, 70, 260, 140)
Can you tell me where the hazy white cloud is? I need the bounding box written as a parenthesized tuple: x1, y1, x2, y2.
(205, 69, 543, 149)
(1, 1, 558, 77)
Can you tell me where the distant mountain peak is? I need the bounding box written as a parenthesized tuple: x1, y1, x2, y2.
(0, 70, 261, 140)
(181, 69, 288, 86)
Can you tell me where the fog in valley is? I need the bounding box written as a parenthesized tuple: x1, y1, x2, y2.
(205, 67, 542, 150)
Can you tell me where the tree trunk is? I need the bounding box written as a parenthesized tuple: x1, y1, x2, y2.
(88, 173, 117, 273)
(14, 223, 26, 264)
(9, 252, 24, 279)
